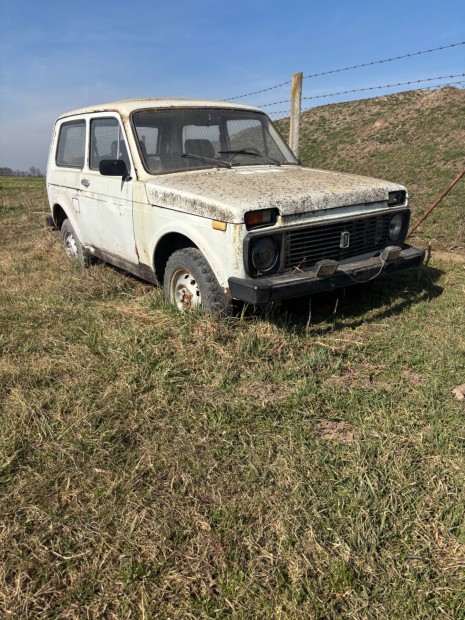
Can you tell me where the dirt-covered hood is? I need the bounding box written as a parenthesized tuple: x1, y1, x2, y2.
(145, 165, 405, 222)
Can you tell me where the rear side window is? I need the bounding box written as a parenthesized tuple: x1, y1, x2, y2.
(90, 118, 130, 171)
(56, 121, 86, 168)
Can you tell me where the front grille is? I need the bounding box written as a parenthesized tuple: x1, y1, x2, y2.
(284, 213, 392, 271)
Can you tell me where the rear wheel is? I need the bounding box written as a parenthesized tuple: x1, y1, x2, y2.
(60, 219, 92, 266)
(163, 248, 232, 316)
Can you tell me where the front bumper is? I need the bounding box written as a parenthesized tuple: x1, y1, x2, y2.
(228, 245, 425, 304)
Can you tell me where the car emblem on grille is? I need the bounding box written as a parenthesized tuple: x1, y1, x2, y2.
(340, 231, 350, 248)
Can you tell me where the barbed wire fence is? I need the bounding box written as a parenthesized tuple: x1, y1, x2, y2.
(264, 76, 465, 123)
(224, 41, 465, 154)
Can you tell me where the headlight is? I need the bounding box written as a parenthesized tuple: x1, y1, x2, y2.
(251, 237, 278, 272)
(389, 213, 404, 241)
(388, 190, 406, 206)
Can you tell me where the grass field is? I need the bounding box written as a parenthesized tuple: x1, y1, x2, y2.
(1, 165, 464, 619)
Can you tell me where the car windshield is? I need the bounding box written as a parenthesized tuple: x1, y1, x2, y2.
(132, 108, 298, 174)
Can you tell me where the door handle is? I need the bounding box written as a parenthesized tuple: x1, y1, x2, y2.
(81, 179, 90, 188)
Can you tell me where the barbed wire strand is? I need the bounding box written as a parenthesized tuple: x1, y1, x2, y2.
(258, 73, 465, 108)
(302, 43, 465, 80)
(225, 41, 465, 101)
(425, 80, 464, 90)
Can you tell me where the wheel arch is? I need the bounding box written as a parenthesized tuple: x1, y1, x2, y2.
(52, 203, 87, 251)
(153, 232, 197, 284)
(52, 203, 68, 229)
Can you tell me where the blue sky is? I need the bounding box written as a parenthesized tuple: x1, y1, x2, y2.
(1, 0, 464, 171)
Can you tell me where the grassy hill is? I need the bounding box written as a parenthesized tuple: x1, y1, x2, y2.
(280, 87, 465, 251)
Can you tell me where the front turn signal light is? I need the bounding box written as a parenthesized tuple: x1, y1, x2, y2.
(244, 208, 278, 230)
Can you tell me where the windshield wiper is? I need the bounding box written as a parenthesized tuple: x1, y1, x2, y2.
(219, 149, 281, 166)
(181, 153, 231, 169)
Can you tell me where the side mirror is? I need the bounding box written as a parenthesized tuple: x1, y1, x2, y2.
(99, 159, 131, 181)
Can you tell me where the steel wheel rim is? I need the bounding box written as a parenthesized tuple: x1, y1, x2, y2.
(171, 268, 201, 312)
(64, 231, 78, 258)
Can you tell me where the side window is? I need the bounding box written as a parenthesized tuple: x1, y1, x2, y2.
(56, 121, 86, 168)
(90, 118, 130, 171)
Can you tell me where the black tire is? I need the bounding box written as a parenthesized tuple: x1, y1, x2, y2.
(163, 248, 233, 316)
(60, 219, 92, 266)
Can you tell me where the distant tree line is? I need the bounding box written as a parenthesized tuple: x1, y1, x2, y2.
(0, 166, 43, 177)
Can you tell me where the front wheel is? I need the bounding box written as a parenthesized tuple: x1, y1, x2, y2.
(163, 248, 232, 316)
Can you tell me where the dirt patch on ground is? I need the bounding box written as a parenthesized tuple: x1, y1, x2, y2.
(323, 366, 390, 390)
(315, 420, 357, 443)
(237, 381, 287, 406)
(431, 250, 465, 264)
(401, 369, 428, 385)
(186, 381, 289, 410)
(324, 368, 430, 391)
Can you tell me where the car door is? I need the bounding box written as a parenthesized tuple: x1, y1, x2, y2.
(47, 118, 87, 237)
(78, 114, 138, 263)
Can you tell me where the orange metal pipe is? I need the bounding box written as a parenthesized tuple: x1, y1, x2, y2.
(407, 167, 465, 237)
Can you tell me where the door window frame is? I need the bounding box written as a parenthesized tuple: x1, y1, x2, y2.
(87, 113, 133, 174)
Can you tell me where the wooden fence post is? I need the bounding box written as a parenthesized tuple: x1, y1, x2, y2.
(289, 72, 303, 158)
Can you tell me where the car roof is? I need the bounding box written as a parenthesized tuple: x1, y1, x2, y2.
(57, 98, 262, 120)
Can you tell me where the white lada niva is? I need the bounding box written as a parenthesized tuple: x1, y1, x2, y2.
(46, 98, 424, 314)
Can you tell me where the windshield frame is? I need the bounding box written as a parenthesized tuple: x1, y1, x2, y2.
(130, 107, 298, 175)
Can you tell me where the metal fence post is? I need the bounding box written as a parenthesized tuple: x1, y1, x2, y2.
(289, 72, 303, 158)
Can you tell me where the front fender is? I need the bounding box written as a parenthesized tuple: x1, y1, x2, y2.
(154, 220, 230, 289)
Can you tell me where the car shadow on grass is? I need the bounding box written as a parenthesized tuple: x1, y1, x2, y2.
(251, 264, 444, 334)
(92, 257, 444, 332)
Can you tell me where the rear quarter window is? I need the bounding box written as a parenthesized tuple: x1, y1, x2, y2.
(56, 120, 86, 168)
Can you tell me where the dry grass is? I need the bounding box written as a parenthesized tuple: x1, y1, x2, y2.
(1, 178, 465, 619)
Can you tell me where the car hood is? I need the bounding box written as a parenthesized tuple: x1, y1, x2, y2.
(145, 165, 405, 223)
